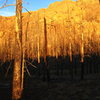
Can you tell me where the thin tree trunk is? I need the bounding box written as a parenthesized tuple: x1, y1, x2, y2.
(43, 17, 50, 81)
(80, 33, 84, 63)
(44, 17, 47, 63)
(69, 42, 72, 63)
(80, 31, 84, 80)
(69, 39, 73, 80)
(12, 59, 22, 100)
(12, 0, 23, 99)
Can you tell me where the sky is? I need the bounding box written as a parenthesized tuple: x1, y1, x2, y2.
(0, 0, 75, 16)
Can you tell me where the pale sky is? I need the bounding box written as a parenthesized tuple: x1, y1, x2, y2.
(0, 0, 76, 16)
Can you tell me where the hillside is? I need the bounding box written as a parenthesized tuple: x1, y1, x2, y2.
(0, 0, 100, 62)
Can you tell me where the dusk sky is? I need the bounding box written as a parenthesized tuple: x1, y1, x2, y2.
(0, 0, 76, 16)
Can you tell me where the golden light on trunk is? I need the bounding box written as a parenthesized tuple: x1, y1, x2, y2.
(80, 32, 84, 63)
(37, 36, 40, 63)
(12, 60, 21, 100)
(12, 0, 24, 99)
(69, 40, 72, 62)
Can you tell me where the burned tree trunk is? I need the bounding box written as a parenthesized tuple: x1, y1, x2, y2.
(44, 17, 47, 63)
(80, 32, 84, 80)
(69, 40, 73, 80)
(12, 0, 24, 99)
(43, 17, 50, 82)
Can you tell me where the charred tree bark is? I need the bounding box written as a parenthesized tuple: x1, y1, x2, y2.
(37, 37, 40, 63)
(81, 61, 84, 80)
(12, 0, 24, 99)
(44, 17, 47, 63)
(80, 32, 84, 80)
(69, 39, 73, 80)
(12, 59, 22, 100)
(43, 17, 50, 82)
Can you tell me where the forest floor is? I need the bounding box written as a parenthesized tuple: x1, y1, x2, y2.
(23, 73, 100, 100)
(1, 72, 100, 100)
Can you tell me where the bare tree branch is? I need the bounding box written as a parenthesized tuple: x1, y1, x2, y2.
(0, 4, 15, 9)
(25, 61, 31, 77)
(0, 0, 8, 7)
(5, 62, 12, 78)
(22, 7, 31, 14)
(25, 60, 37, 68)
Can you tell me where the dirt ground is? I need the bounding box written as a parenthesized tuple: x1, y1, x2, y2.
(1, 72, 100, 100)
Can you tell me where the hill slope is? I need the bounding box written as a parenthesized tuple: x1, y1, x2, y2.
(0, 0, 100, 61)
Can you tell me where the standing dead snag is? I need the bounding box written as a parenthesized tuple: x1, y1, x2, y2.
(69, 37, 73, 80)
(80, 32, 84, 63)
(12, 0, 24, 99)
(44, 17, 47, 63)
(54, 25, 58, 59)
(43, 17, 50, 81)
(37, 13, 41, 64)
(69, 40, 72, 63)
(80, 29, 84, 79)
(37, 36, 40, 63)
(80, 0, 85, 80)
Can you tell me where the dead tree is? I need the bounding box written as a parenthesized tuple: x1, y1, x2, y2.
(43, 17, 50, 82)
(80, 29, 84, 80)
(80, 0, 85, 80)
(12, 0, 24, 99)
(0, 0, 24, 99)
(0, 0, 15, 9)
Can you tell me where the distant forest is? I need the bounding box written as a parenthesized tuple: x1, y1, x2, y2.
(0, 0, 99, 62)
(0, 0, 100, 100)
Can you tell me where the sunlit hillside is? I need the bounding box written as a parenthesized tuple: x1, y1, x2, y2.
(0, 0, 100, 62)
(0, 1, 100, 100)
